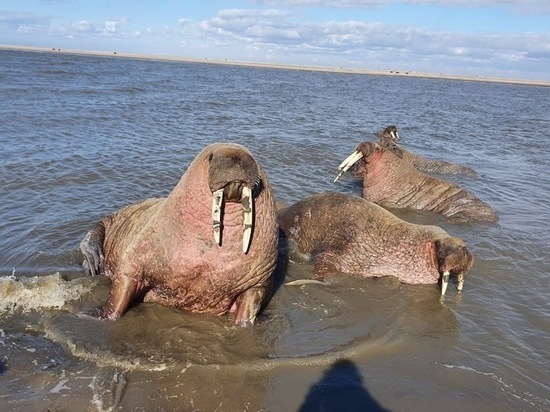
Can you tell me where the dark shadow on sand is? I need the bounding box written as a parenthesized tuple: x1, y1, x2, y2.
(299, 359, 390, 412)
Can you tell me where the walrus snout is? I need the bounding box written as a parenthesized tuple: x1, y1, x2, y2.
(208, 147, 261, 254)
(222, 181, 247, 202)
(334, 142, 378, 182)
(208, 146, 260, 192)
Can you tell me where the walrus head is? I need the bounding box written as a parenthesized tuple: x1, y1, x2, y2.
(334, 141, 380, 182)
(207, 144, 262, 254)
(378, 125, 400, 141)
(434, 237, 474, 296)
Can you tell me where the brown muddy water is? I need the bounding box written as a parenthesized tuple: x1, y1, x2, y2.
(0, 49, 549, 411)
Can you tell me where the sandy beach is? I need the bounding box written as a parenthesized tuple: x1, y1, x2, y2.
(1, 44, 549, 87)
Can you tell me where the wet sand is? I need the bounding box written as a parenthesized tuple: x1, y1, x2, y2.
(1, 44, 549, 88)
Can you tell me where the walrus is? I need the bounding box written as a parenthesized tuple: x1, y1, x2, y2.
(278, 192, 474, 295)
(377, 126, 479, 177)
(377, 125, 401, 141)
(334, 141, 498, 223)
(79, 143, 279, 326)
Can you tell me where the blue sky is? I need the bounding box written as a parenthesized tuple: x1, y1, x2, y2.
(1, 0, 549, 80)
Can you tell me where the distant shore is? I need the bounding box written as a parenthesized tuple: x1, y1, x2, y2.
(2, 44, 549, 87)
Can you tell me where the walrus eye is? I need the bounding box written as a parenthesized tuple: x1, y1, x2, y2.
(208, 153, 214, 163)
(334, 150, 364, 182)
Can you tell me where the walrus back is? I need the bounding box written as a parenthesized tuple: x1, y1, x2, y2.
(404, 150, 479, 177)
(365, 149, 497, 222)
(378, 137, 478, 177)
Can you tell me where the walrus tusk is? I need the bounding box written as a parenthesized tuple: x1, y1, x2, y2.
(457, 272, 464, 292)
(334, 150, 364, 182)
(391, 130, 400, 140)
(242, 186, 253, 254)
(212, 189, 224, 245)
(441, 270, 450, 296)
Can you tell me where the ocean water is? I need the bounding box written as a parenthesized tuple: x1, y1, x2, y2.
(0, 49, 549, 411)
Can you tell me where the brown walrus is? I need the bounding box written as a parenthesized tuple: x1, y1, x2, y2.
(377, 126, 479, 177)
(334, 141, 498, 223)
(79, 143, 279, 326)
(278, 192, 473, 295)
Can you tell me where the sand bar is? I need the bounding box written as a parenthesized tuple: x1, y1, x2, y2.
(2, 44, 549, 87)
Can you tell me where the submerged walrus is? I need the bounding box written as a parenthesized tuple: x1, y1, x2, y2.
(278, 192, 473, 295)
(377, 126, 479, 177)
(80, 143, 279, 326)
(334, 141, 498, 223)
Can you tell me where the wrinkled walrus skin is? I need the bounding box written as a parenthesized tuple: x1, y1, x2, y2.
(278, 192, 473, 293)
(335, 142, 498, 223)
(377, 126, 479, 177)
(80, 143, 279, 326)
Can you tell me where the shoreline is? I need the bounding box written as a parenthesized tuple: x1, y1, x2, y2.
(2, 44, 549, 87)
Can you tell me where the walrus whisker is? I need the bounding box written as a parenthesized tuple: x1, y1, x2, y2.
(334, 150, 364, 182)
(212, 188, 224, 245)
(457, 272, 464, 291)
(242, 186, 253, 254)
(441, 270, 450, 296)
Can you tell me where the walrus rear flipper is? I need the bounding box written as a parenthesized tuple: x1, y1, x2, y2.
(80, 222, 106, 276)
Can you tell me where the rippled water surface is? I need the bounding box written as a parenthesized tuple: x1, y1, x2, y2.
(0, 49, 549, 411)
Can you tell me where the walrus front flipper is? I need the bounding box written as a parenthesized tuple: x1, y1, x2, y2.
(80, 223, 106, 276)
(231, 286, 270, 327)
(97, 275, 139, 320)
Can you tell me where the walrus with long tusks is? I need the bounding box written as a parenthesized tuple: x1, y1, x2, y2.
(80, 143, 279, 326)
(334, 141, 498, 223)
(377, 126, 479, 177)
(278, 192, 473, 295)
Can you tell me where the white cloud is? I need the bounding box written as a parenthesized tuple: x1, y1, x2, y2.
(170, 8, 549, 78)
(251, 0, 550, 13)
(103, 17, 127, 35)
(72, 20, 93, 32)
(0, 5, 548, 79)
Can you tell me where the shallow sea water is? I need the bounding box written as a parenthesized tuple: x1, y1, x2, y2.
(0, 49, 549, 411)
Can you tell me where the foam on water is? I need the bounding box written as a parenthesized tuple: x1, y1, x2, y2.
(0, 272, 98, 314)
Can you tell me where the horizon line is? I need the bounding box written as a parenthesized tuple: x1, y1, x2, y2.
(2, 44, 549, 88)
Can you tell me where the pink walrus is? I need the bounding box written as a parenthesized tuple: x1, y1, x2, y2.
(334, 141, 498, 223)
(80, 143, 279, 326)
